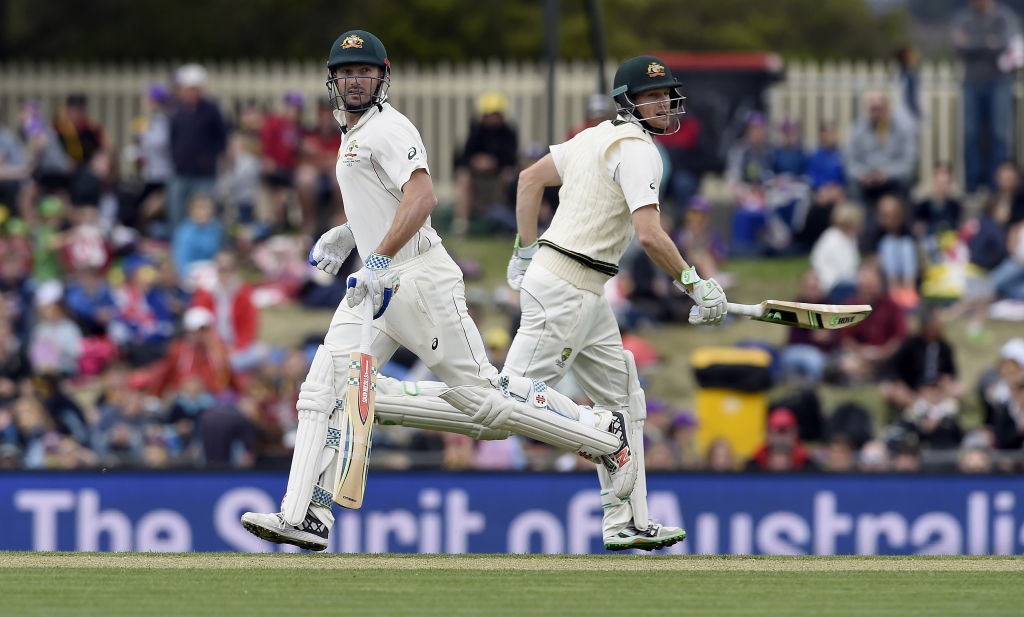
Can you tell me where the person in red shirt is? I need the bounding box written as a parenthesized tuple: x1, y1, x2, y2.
(191, 251, 261, 371)
(152, 306, 234, 396)
(744, 407, 816, 472)
(296, 100, 344, 236)
(838, 263, 908, 382)
(259, 91, 305, 230)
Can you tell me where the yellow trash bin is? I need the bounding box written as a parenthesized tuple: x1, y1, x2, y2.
(690, 347, 772, 464)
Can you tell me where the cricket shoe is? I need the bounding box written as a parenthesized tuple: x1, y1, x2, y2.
(605, 521, 687, 552)
(593, 409, 637, 499)
(240, 510, 330, 552)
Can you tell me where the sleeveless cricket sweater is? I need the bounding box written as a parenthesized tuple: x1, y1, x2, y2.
(534, 120, 654, 295)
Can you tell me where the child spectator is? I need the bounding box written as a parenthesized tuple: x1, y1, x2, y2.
(62, 205, 109, 272)
(875, 194, 918, 309)
(913, 163, 962, 238)
(172, 193, 223, 279)
(810, 202, 863, 302)
(28, 281, 83, 376)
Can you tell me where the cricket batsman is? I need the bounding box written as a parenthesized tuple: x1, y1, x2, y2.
(241, 30, 637, 551)
(502, 55, 729, 550)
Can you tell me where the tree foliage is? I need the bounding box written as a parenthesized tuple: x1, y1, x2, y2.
(5, 0, 907, 62)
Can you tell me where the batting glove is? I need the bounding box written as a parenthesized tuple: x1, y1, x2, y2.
(308, 223, 356, 275)
(681, 267, 727, 326)
(347, 253, 400, 319)
(506, 235, 539, 292)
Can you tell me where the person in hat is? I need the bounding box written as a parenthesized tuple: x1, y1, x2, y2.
(151, 306, 232, 396)
(452, 90, 519, 236)
(744, 407, 816, 472)
(132, 83, 174, 232)
(243, 31, 639, 552)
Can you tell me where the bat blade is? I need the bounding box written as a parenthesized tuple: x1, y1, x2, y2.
(335, 349, 376, 510)
(744, 301, 872, 330)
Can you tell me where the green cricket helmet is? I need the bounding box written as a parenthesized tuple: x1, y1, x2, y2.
(326, 30, 391, 114)
(610, 55, 686, 135)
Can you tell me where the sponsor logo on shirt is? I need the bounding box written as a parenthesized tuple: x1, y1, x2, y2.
(407, 147, 417, 160)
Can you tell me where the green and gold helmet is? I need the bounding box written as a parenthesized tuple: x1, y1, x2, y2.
(326, 30, 391, 114)
(610, 55, 686, 135)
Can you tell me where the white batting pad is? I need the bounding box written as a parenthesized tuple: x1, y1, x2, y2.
(375, 377, 509, 440)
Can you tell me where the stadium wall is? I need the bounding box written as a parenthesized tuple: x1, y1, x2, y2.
(1, 472, 1022, 555)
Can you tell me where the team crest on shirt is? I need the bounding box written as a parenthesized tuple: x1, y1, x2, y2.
(341, 140, 360, 166)
(556, 347, 572, 368)
(341, 35, 364, 49)
(647, 62, 666, 77)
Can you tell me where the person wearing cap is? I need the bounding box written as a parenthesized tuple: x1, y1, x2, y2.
(744, 407, 816, 472)
(566, 93, 615, 140)
(983, 337, 1024, 450)
(245, 31, 639, 552)
(28, 281, 83, 376)
(168, 63, 226, 233)
(504, 55, 727, 550)
(260, 91, 306, 230)
(452, 90, 519, 236)
(151, 306, 233, 397)
(132, 84, 174, 231)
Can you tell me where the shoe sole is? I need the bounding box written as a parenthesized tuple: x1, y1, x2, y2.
(605, 530, 687, 552)
(241, 519, 328, 552)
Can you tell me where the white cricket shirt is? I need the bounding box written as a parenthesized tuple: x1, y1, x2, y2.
(335, 103, 442, 264)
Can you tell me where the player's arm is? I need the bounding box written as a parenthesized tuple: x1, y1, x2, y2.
(632, 205, 691, 289)
(375, 168, 437, 257)
(515, 153, 561, 246)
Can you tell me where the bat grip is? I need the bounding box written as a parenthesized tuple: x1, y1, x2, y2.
(360, 297, 374, 355)
(726, 302, 763, 317)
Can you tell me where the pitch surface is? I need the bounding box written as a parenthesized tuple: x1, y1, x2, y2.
(1, 553, 1021, 616)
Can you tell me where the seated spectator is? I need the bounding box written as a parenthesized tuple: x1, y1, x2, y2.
(65, 267, 117, 337)
(847, 90, 916, 212)
(984, 338, 1024, 450)
(810, 202, 863, 303)
(91, 387, 149, 467)
(858, 440, 891, 472)
(296, 100, 344, 236)
(53, 93, 108, 173)
(0, 321, 27, 405)
(152, 307, 233, 397)
(259, 91, 304, 231)
(18, 100, 73, 209)
(954, 194, 1012, 341)
(744, 407, 816, 472)
(0, 123, 30, 211)
(891, 437, 921, 472)
(779, 270, 840, 383)
(172, 193, 223, 279)
(958, 432, 994, 474)
(62, 205, 110, 273)
(988, 216, 1024, 300)
(913, 162, 961, 238)
(837, 264, 908, 383)
(200, 393, 258, 469)
(772, 118, 806, 177)
(992, 160, 1024, 226)
(453, 92, 518, 236)
(824, 433, 856, 472)
(875, 194, 918, 308)
(192, 251, 261, 370)
(799, 122, 846, 250)
(28, 282, 83, 376)
(704, 438, 736, 472)
(218, 132, 262, 234)
(668, 411, 700, 470)
(726, 112, 774, 253)
(31, 196, 67, 283)
(656, 108, 706, 215)
(166, 375, 216, 458)
(567, 93, 615, 139)
(109, 262, 176, 365)
(130, 84, 174, 234)
(675, 197, 727, 282)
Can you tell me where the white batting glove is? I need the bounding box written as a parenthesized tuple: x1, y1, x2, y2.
(308, 223, 356, 275)
(347, 253, 400, 319)
(680, 267, 727, 326)
(506, 235, 539, 291)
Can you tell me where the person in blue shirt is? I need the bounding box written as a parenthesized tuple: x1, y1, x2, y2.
(65, 267, 117, 337)
(806, 122, 846, 192)
(172, 193, 222, 278)
(773, 118, 806, 177)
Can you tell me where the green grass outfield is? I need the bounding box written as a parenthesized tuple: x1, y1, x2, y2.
(2, 553, 1022, 617)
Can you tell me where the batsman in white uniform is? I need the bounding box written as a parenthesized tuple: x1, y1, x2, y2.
(503, 56, 729, 550)
(241, 30, 638, 552)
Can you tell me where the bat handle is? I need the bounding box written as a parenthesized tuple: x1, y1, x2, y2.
(360, 296, 374, 355)
(726, 302, 763, 317)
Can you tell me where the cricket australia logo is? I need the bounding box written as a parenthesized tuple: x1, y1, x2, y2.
(647, 62, 666, 77)
(344, 140, 359, 158)
(341, 35, 364, 49)
(556, 347, 572, 368)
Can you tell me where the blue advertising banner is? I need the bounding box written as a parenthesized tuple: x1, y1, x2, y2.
(0, 472, 1022, 555)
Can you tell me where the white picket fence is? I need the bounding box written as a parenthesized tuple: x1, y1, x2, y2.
(0, 59, 1018, 198)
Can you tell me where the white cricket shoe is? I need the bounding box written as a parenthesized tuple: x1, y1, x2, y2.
(593, 409, 637, 499)
(241, 510, 330, 552)
(605, 520, 687, 552)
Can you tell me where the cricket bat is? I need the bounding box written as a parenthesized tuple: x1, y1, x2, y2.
(335, 298, 377, 509)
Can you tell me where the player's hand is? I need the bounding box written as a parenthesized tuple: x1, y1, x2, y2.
(308, 223, 356, 275)
(682, 269, 727, 326)
(506, 235, 539, 291)
(347, 253, 400, 319)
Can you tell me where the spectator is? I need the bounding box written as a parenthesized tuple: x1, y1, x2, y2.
(985, 338, 1024, 450)
(913, 162, 962, 238)
(726, 112, 774, 253)
(296, 100, 344, 236)
(192, 251, 261, 370)
(453, 91, 518, 236)
(875, 194, 918, 309)
(0, 123, 30, 212)
(838, 264, 908, 383)
(63, 205, 110, 273)
(166, 375, 216, 459)
(133, 84, 174, 234)
(988, 214, 1024, 300)
(65, 267, 117, 337)
(675, 197, 727, 282)
(952, 0, 1022, 192)
(91, 387, 149, 467)
(0, 321, 28, 405)
(109, 262, 176, 365)
(260, 91, 304, 231)
(668, 411, 700, 470)
(28, 282, 83, 376)
(567, 93, 615, 140)
(993, 161, 1024, 225)
(745, 407, 816, 472)
(704, 438, 736, 472)
(53, 94, 108, 173)
(798, 122, 846, 251)
(893, 46, 924, 135)
(858, 440, 891, 472)
(824, 433, 856, 472)
(810, 202, 863, 303)
(219, 132, 262, 234)
(200, 394, 258, 469)
(18, 101, 73, 209)
(172, 193, 223, 279)
(959, 436, 994, 473)
(847, 91, 916, 210)
(773, 118, 806, 177)
(168, 64, 227, 233)
(955, 193, 1012, 341)
(152, 306, 233, 396)
(657, 110, 707, 215)
(31, 196, 66, 283)
(779, 270, 840, 383)
(504, 144, 558, 234)
(892, 438, 922, 472)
